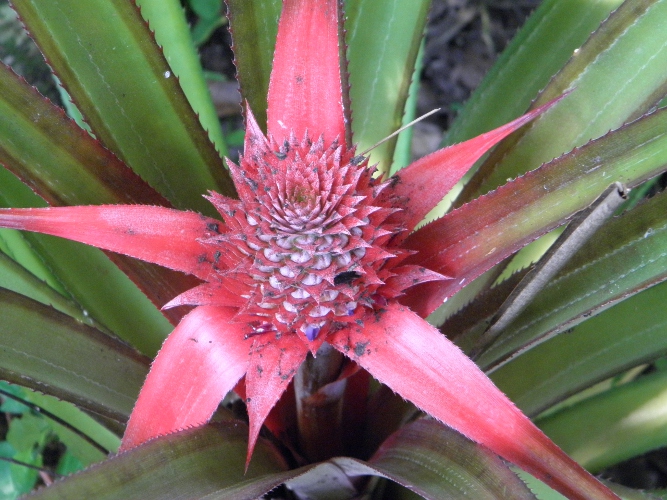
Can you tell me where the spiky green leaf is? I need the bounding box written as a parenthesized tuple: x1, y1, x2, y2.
(492, 279, 667, 417)
(27, 423, 288, 500)
(475, 187, 667, 370)
(12, 0, 235, 214)
(226, 0, 281, 129)
(0, 288, 150, 422)
(537, 368, 667, 473)
(458, 0, 667, 203)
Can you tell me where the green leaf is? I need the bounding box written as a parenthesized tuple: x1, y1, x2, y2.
(459, 0, 667, 203)
(226, 0, 281, 129)
(0, 63, 169, 208)
(0, 288, 150, 423)
(27, 423, 289, 500)
(9, 448, 40, 497)
(406, 106, 667, 316)
(491, 278, 667, 417)
(470, 187, 667, 370)
(190, 0, 222, 20)
(390, 39, 424, 175)
(0, 381, 111, 465)
(536, 368, 667, 473)
(445, 0, 624, 146)
(0, 241, 127, 333)
(0, 441, 22, 500)
(0, 382, 30, 414)
(514, 470, 568, 500)
(191, 16, 224, 47)
(136, 0, 228, 156)
(56, 451, 84, 477)
(12, 0, 235, 215)
(6, 412, 49, 455)
(4, 412, 48, 496)
(367, 419, 536, 500)
(24, 390, 120, 464)
(0, 63, 196, 343)
(346, 0, 430, 175)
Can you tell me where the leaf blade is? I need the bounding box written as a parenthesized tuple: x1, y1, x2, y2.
(330, 302, 617, 500)
(477, 187, 667, 370)
(28, 423, 288, 500)
(491, 279, 667, 418)
(404, 107, 667, 317)
(13, 0, 235, 214)
(136, 0, 228, 157)
(368, 419, 536, 500)
(345, 0, 430, 174)
(121, 306, 249, 452)
(0, 205, 224, 281)
(0, 288, 149, 423)
(267, 0, 348, 146)
(458, 0, 667, 204)
(536, 369, 667, 473)
(0, 63, 200, 331)
(226, 0, 281, 130)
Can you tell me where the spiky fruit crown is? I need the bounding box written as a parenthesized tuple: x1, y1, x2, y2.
(166, 110, 441, 344)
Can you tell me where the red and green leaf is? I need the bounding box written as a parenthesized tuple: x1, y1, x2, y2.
(404, 106, 667, 317)
(11, 0, 235, 215)
(456, 0, 667, 204)
(330, 302, 617, 500)
(391, 97, 563, 234)
(121, 307, 249, 452)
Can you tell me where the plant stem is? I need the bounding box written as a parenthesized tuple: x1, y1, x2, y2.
(294, 342, 346, 461)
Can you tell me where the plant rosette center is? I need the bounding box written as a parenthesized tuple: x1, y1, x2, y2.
(166, 112, 439, 347)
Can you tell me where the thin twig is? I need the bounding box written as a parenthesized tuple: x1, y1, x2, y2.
(357, 108, 441, 158)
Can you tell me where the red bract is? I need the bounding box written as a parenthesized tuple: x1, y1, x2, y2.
(0, 0, 617, 498)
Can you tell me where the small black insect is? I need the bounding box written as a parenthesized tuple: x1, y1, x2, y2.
(350, 155, 365, 166)
(334, 271, 361, 286)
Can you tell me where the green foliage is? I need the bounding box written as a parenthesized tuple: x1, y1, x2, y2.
(1, 0, 667, 497)
(186, 0, 224, 45)
(0, 381, 110, 499)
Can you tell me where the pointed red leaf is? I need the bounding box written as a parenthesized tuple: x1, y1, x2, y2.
(163, 282, 247, 309)
(0, 206, 223, 280)
(245, 335, 309, 468)
(392, 98, 563, 233)
(383, 265, 448, 293)
(267, 0, 347, 145)
(120, 306, 249, 451)
(330, 303, 618, 500)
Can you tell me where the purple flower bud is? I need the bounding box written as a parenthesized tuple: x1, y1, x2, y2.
(305, 324, 321, 341)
